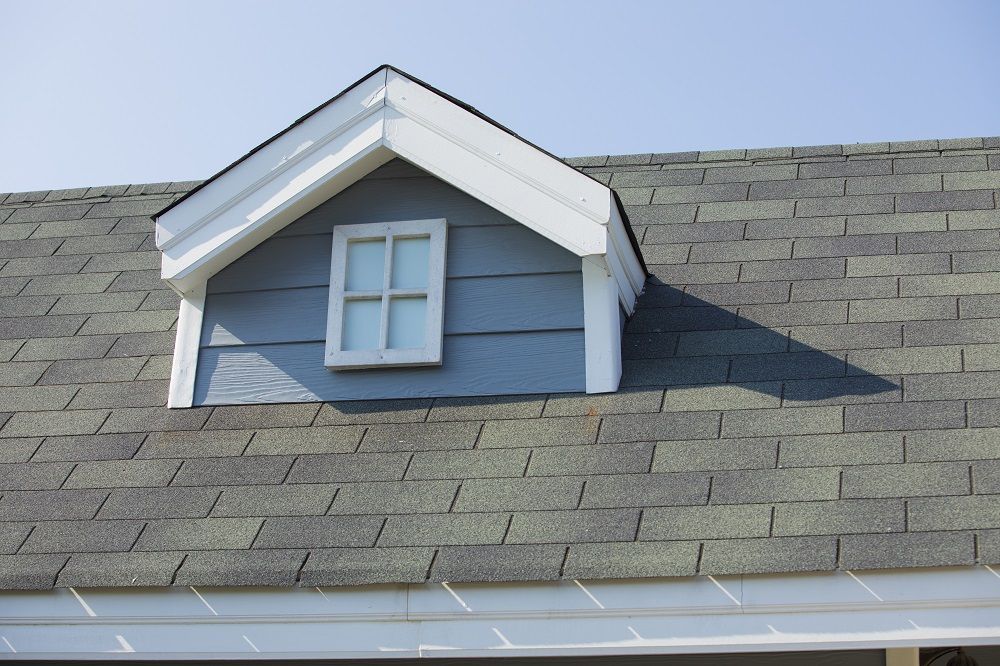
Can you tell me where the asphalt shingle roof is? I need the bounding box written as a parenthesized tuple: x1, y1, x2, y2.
(1, 136, 1000, 588)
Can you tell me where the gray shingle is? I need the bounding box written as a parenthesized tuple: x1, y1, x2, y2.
(361, 421, 481, 452)
(0, 385, 77, 412)
(427, 395, 544, 421)
(847, 253, 950, 277)
(579, 472, 710, 508)
(49, 291, 146, 315)
(0, 489, 108, 521)
(702, 164, 798, 183)
(845, 401, 966, 432)
(898, 229, 1000, 254)
(689, 239, 791, 263)
(697, 200, 794, 222)
(842, 462, 970, 498)
(175, 549, 306, 586)
(641, 504, 770, 540)
(712, 467, 840, 503)
(849, 297, 957, 323)
(13, 334, 117, 361)
(612, 169, 704, 188)
(528, 443, 654, 477)
(212, 484, 336, 517)
(799, 160, 891, 179)
(897, 190, 995, 213)
(0, 554, 69, 589)
(69, 380, 168, 409)
(379, 513, 507, 547)
(791, 277, 896, 302)
(57, 552, 184, 587)
(792, 233, 895, 258)
(0, 437, 40, 463)
(739, 257, 845, 282)
(676, 328, 787, 357)
(652, 183, 748, 205)
(905, 370, 1000, 401)
(329, 480, 458, 514)
(0, 523, 32, 555)
(840, 531, 975, 569)
(894, 155, 987, 174)
(599, 412, 721, 443)
(32, 433, 145, 462)
(652, 438, 777, 472)
(910, 495, 1000, 531)
(773, 499, 904, 536)
(204, 403, 320, 430)
(700, 536, 837, 575)
(137, 518, 264, 551)
(97, 487, 220, 519)
(136, 429, 252, 459)
(63, 459, 180, 489)
(300, 547, 434, 585)
(38, 357, 146, 385)
(454, 476, 584, 512)
(478, 416, 599, 448)
(846, 175, 942, 197)
(542, 388, 662, 417)
(907, 428, 1000, 462)
(777, 432, 904, 467)
(244, 425, 363, 456)
(406, 448, 530, 480)
(286, 452, 410, 483)
(100, 406, 212, 434)
(564, 541, 699, 579)
(172, 455, 294, 486)
(749, 178, 844, 201)
(430, 544, 565, 582)
(904, 318, 1000, 346)
(722, 406, 843, 438)
(660, 383, 779, 412)
(1, 410, 109, 438)
(507, 508, 639, 544)
(21, 520, 144, 553)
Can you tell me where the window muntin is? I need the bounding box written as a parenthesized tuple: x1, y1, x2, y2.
(325, 219, 446, 369)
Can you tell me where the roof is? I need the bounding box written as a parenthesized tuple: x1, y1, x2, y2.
(1, 136, 999, 589)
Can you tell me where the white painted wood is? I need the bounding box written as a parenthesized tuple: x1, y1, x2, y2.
(166, 283, 205, 408)
(155, 66, 642, 308)
(885, 647, 920, 666)
(325, 218, 446, 369)
(582, 256, 623, 393)
(2, 567, 1000, 659)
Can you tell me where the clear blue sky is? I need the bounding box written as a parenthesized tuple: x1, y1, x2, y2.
(3, 0, 999, 192)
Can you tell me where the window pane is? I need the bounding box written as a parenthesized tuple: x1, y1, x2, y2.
(390, 236, 430, 289)
(387, 297, 426, 349)
(346, 239, 385, 291)
(342, 299, 381, 350)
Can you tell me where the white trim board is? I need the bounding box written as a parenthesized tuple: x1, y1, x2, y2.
(3, 566, 1000, 659)
(155, 66, 645, 307)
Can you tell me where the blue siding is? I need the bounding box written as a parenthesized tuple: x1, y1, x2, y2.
(195, 159, 586, 405)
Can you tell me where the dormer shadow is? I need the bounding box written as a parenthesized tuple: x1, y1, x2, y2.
(621, 277, 900, 403)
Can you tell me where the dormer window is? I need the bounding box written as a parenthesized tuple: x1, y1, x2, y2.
(326, 218, 446, 369)
(154, 65, 646, 407)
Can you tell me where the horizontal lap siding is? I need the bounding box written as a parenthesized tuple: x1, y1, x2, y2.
(195, 159, 586, 405)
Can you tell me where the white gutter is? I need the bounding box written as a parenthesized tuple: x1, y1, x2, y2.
(2, 566, 1000, 659)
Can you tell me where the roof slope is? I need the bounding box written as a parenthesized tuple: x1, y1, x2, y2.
(0, 136, 999, 589)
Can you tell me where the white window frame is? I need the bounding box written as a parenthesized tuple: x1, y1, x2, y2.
(325, 218, 447, 370)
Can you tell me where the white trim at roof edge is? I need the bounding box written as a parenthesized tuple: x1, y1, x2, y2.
(3, 566, 1000, 659)
(166, 283, 204, 409)
(155, 66, 642, 305)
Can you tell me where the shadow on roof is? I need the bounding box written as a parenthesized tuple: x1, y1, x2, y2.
(620, 278, 899, 403)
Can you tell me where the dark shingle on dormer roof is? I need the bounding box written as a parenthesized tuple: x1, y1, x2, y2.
(0, 135, 999, 588)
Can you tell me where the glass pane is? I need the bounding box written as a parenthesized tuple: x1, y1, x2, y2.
(345, 239, 385, 291)
(342, 299, 381, 351)
(387, 297, 427, 349)
(390, 236, 430, 289)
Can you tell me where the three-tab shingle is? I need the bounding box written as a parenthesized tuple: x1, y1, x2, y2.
(0, 135, 998, 589)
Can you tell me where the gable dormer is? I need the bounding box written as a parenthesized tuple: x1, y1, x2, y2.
(155, 66, 646, 407)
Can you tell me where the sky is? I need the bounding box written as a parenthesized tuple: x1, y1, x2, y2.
(2, 0, 999, 193)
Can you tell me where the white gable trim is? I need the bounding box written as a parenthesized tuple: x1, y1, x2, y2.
(155, 66, 644, 305)
(3, 567, 1000, 659)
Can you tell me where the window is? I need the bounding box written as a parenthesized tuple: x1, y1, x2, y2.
(325, 218, 447, 369)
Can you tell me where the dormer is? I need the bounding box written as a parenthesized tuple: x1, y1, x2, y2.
(155, 66, 646, 407)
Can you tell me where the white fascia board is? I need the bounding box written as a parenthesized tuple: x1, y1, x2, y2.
(382, 70, 611, 256)
(4, 567, 1000, 659)
(156, 66, 639, 299)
